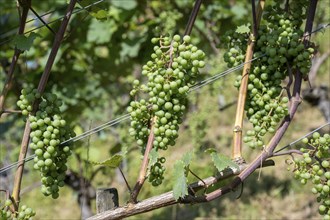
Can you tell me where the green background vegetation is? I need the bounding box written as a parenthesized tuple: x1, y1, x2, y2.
(0, 0, 329, 219)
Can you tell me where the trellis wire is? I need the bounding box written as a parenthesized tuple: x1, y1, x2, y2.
(0, 113, 130, 174)
(0, 0, 106, 46)
(189, 55, 265, 91)
(0, 22, 328, 174)
(0, 6, 64, 39)
(0, 1, 328, 46)
(0, 55, 263, 174)
(274, 122, 330, 153)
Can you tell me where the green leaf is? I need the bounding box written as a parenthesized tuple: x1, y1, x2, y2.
(148, 148, 159, 168)
(111, 0, 137, 10)
(12, 32, 40, 51)
(236, 24, 251, 34)
(87, 19, 117, 44)
(210, 152, 239, 172)
(231, 4, 248, 20)
(78, 0, 109, 20)
(182, 151, 193, 167)
(91, 9, 109, 20)
(89, 154, 123, 168)
(119, 36, 147, 61)
(172, 161, 188, 201)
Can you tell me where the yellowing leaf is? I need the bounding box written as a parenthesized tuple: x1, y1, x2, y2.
(89, 154, 123, 168)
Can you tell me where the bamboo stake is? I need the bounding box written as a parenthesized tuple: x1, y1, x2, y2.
(232, 0, 266, 161)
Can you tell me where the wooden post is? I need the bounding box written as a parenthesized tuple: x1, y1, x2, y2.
(96, 188, 119, 214)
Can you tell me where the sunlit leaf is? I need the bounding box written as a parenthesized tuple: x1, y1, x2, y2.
(172, 161, 188, 200)
(211, 152, 239, 172)
(87, 19, 117, 44)
(231, 4, 248, 20)
(111, 0, 137, 10)
(89, 154, 123, 168)
(236, 24, 250, 34)
(182, 151, 193, 167)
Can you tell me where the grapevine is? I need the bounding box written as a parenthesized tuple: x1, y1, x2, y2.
(0, 199, 36, 220)
(223, 0, 315, 148)
(17, 87, 75, 199)
(128, 35, 205, 186)
(291, 132, 330, 220)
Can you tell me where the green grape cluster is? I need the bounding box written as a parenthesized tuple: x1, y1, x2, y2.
(148, 157, 166, 186)
(128, 35, 205, 186)
(0, 199, 36, 220)
(17, 87, 41, 116)
(222, 32, 248, 68)
(291, 132, 330, 219)
(17, 88, 75, 199)
(223, 0, 315, 148)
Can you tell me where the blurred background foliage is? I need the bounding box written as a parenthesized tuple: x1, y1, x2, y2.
(0, 0, 329, 219)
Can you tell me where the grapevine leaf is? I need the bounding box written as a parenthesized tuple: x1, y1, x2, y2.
(236, 24, 251, 34)
(11, 32, 40, 51)
(89, 154, 123, 168)
(148, 148, 159, 168)
(78, 0, 109, 20)
(87, 19, 117, 44)
(182, 151, 193, 167)
(111, 0, 137, 10)
(231, 4, 248, 20)
(172, 161, 188, 201)
(119, 36, 147, 61)
(210, 152, 239, 172)
(91, 9, 109, 20)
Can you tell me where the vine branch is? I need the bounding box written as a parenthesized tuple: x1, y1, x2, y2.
(0, 0, 31, 118)
(129, 0, 203, 203)
(271, 149, 303, 157)
(87, 160, 275, 220)
(130, 117, 156, 203)
(184, 0, 202, 36)
(88, 0, 318, 218)
(11, 0, 77, 209)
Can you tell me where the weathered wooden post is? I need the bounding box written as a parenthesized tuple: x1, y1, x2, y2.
(96, 188, 119, 214)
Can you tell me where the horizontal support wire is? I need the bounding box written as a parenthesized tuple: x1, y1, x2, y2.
(189, 55, 265, 92)
(274, 122, 330, 153)
(0, 0, 106, 46)
(0, 1, 328, 46)
(0, 114, 130, 174)
(0, 56, 262, 174)
(0, 21, 328, 174)
(0, 7, 64, 39)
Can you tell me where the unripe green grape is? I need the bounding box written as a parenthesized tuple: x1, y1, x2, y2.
(325, 172, 330, 180)
(183, 35, 191, 43)
(322, 161, 330, 168)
